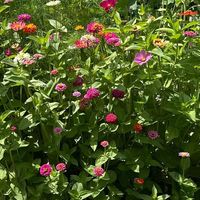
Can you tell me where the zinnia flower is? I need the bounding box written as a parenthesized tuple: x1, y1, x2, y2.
(55, 83, 67, 92)
(147, 130, 159, 140)
(72, 91, 81, 97)
(100, 140, 109, 148)
(100, 0, 117, 12)
(134, 178, 144, 185)
(10, 21, 26, 31)
(50, 69, 58, 75)
(18, 13, 31, 21)
(133, 123, 143, 133)
(10, 125, 17, 132)
(104, 32, 121, 46)
(5, 48, 12, 56)
(53, 127, 62, 134)
(178, 152, 190, 158)
(84, 88, 100, 100)
(22, 58, 35, 65)
(33, 53, 44, 60)
(105, 113, 118, 124)
(134, 50, 152, 65)
(112, 89, 125, 99)
(86, 22, 104, 34)
(93, 166, 105, 177)
(179, 10, 198, 16)
(75, 35, 100, 49)
(75, 25, 84, 31)
(39, 163, 52, 176)
(153, 38, 167, 48)
(183, 31, 198, 37)
(56, 163, 67, 172)
(23, 23, 37, 34)
(73, 76, 83, 86)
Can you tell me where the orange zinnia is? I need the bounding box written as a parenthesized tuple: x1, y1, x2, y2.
(75, 25, 84, 31)
(179, 10, 198, 16)
(23, 23, 37, 33)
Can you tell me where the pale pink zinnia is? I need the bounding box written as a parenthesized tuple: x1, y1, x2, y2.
(178, 152, 190, 158)
(53, 127, 63, 134)
(72, 91, 81, 97)
(56, 163, 67, 172)
(147, 130, 159, 140)
(39, 163, 52, 176)
(183, 31, 198, 37)
(93, 166, 105, 177)
(10, 21, 26, 31)
(134, 50, 152, 65)
(55, 83, 67, 92)
(100, 140, 109, 148)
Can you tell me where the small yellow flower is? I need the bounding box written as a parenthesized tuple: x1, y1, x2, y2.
(153, 38, 167, 48)
(75, 25, 84, 31)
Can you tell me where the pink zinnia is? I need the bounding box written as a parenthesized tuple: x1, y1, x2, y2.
(5, 48, 12, 56)
(50, 69, 58, 75)
(112, 89, 125, 99)
(86, 22, 104, 34)
(134, 50, 152, 65)
(53, 127, 62, 134)
(178, 152, 190, 158)
(84, 88, 100, 100)
(10, 21, 26, 31)
(93, 166, 105, 177)
(104, 33, 121, 46)
(55, 83, 67, 92)
(100, 0, 117, 12)
(18, 13, 31, 21)
(72, 91, 81, 97)
(56, 163, 67, 172)
(100, 140, 109, 148)
(39, 163, 52, 176)
(105, 113, 118, 124)
(10, 125, 17, 132)
(33, 53, 44, 60)
(183, 31, 198, 37)
(22, 58, 35, 65)
(147, 130, 159, 140)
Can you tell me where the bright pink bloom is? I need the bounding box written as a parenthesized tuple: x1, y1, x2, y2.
(183, 31, 198, 37)
(105, 113, 118, 124)
(134, 50, 152, 65)
(10, 21, 26, 31)
(147, 130, 159, 140)
(93, 166, 105, 177)
(53, 127, 62, 134)
(100, 0, 117, 12)
(50, 69, 58, 75)
(56, 163, 67, 172)
(18, 13, 31, 21)
(104, 33, 121, 46)
(73, 76, 83, 86)
(22, 58, 35, 65)
(5, 48, 12, 56)
(39, 163, 52, 176)
(55, 83, 67, 92)
(104, 32, 118, 40)
(100, 140, 109, 148)
(84, 88, 100, 100)
(10, 125, 17, 132)
(112, 89, 125, 99)
(86, 22, 104, 34)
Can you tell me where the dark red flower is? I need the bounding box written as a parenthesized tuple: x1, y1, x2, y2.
(73, 76, 84, 86)
(112, 89, 125, 99)
(105, 113, 118, 124)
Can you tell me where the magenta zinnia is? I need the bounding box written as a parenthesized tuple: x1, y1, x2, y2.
(39, 163, 52, 176)
(93, 166, 105, 177)
(84, 88, 100, 100)
(18, 13, 31, 21)
(100, 0, 117, 12)
(134, 50, 152, 65)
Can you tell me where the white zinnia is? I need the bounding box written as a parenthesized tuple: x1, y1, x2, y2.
(46, 0, 61, 6)
(13, 51, 31, 64)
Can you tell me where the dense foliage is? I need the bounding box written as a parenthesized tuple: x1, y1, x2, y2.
(0, 0, 200, 199)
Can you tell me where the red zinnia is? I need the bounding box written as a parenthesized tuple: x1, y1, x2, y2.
(179, 10, 198, 16)
(105, 113, 118, 124)
(133, 123, 143, 133)
(134, 178, 144, 185)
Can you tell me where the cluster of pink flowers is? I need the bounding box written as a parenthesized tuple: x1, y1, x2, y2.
(183, 31, 198, 37)
(75, 35, 100, 49)
(39, 162, 67, 176)
(104, 32, 121, 46)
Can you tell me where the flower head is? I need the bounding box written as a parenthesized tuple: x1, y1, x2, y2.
(23, 23, 37, 34)
(10, 21, 26, 31)
(112, 89, 125, 99)
(22, 58, 36, 65)
(55, 83, 67, 92)
(72, 91, 81, 97)
(178, 152, 190, 158)
(4, 0, 13, 4)
(105, 113, 118, 124)
(104, 33, 121, 46)
(75, 35, 100, 49)
(147, 130, 159, 140)
(53, 127, 62, 134)
(50, 69, 58, 75)
(86, 22, 104, 34)
(134, 50, 152, 65)
(100, 0, 117, 12)
(153, 38, 167, 48)
(10, 125, 17, 132)
(179, 10, 198, 16)
(93, 166, 105, 177)
(133, 123, 143, 133)
(75, 25, 84, 31)
(183, 31, 198, 37)
(56, 163, 67, 172)
(134, 178, 144, 185)
(18, 13, 31, 21)
(100, 140, 109, 148)
(33, 54, 44, 60)
(5, 48, 12, 57)
(73, 76, 83, 86)
(84, 88, 100, 100)
(39, 163, 52, 176)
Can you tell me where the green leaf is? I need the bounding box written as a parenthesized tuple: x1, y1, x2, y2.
(114, 11, 122, 25)
(169, 172, 183, 184)
(0, 164, 7, 180)
(104, 27, 121, 33)
(19, 114, 33, 130)
(180, 158, 190, 172)
(152, 185, 157, 199)
(0, 5, 9, 13)
(156, 28, 175, 34)
(95, 155, 109, 166)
